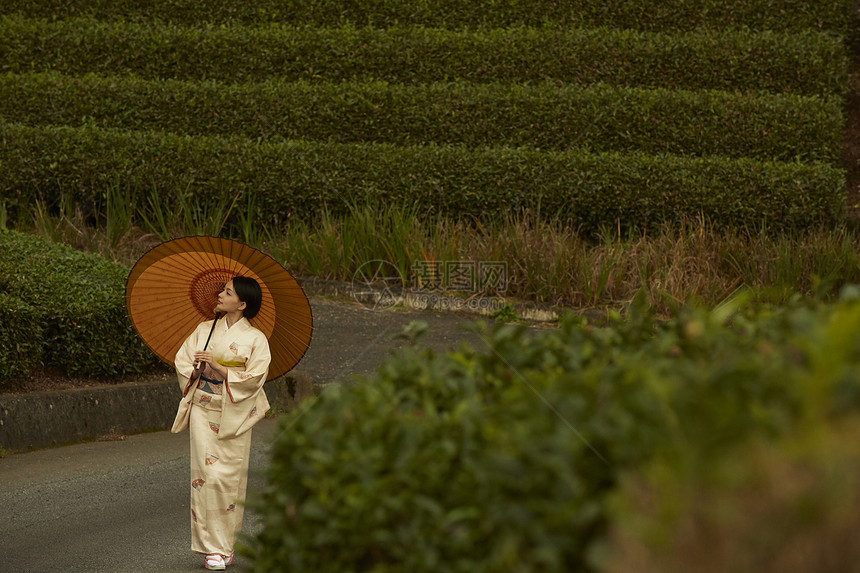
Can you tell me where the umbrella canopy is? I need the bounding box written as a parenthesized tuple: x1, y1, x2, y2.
(126, 236, 312, 380)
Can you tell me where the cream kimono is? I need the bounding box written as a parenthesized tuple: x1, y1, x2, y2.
(173, 316, 271, 556)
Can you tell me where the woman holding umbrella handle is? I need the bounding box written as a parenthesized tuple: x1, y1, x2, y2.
(172, 276, 272, 571)
(184, 312, 221, 393)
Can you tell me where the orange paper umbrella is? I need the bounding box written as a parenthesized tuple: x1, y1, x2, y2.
(125, 236, 312, 380)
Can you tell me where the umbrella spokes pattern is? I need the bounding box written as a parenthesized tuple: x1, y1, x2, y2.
(126, 236, 312, 380)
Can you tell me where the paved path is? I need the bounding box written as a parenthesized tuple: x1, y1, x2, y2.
(296, 297, 490, 385)
(0, 298, 501, 572)
(0, 419, 279, 573)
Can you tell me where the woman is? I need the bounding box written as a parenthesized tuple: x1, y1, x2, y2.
(172, 276, 272, 571)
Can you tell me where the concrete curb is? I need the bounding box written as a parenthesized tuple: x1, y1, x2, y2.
(0, 371, 313, 453)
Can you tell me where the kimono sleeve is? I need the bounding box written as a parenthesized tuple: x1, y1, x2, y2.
(224, 330, 271, 404)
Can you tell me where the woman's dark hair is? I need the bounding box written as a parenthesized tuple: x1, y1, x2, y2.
(232, 276, 263, 319)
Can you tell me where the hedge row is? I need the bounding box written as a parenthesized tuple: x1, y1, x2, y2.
(0, 230, 160, 382)
(0, 72, 844, 164)
(1, 0, 853, 34)
(0, 122, 845, 230)
(0, 16, 848, 96)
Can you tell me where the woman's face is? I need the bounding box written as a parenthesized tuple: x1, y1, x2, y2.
(216, 280, 246, 315)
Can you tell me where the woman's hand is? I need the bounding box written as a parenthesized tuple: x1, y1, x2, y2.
(193, 351, 228, 381)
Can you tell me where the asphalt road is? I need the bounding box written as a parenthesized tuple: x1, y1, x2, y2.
(0, 298, 499, 572)
(0, 419, 280, 573)
(296, 297, 491, 386)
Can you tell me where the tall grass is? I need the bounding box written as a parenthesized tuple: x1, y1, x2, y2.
(270, 208, 860, 310)
(105, 183, 133, 249)
(236, 193, 271, 250)
(135, 186, 240, 241)
(136, 188, 172, 242)
(20, 194, 158, 263)
(7, 198, 860, 311)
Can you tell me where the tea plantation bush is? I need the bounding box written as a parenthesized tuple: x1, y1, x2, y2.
(0, 230, 159, 381)
(0, 123, 845, 230)
(0, 0, 851, 234)
(245, 294, 860, 571)
(0, 16, 847, 96)
(0, 293, 44, 382)
(0, 73, 844, 163)
(3, 0, 852, 34)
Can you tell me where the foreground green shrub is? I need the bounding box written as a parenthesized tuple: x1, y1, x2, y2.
(607, 295, 860, 572)
(2, 0, 852, 34)
(0, 230, 159, 378)
(0, 122, 845, 231)
(245, 294, 860, 571)
(0, 73, 844, 163)
(0, 293, 44, 383)
(609, 422, 860, 573)
(0, 16, 847, 96)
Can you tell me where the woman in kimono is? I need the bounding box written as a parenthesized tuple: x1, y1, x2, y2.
(172, 276, 271, 571)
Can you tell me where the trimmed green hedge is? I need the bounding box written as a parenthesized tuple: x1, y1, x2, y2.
(0, 293, 44, 383)
(0, 230, 159, 380)
(1, 0, 853, 34)
(0, 16, 848, 96)
(0, 122, 846, 230)
(0, 73, 844, 164)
